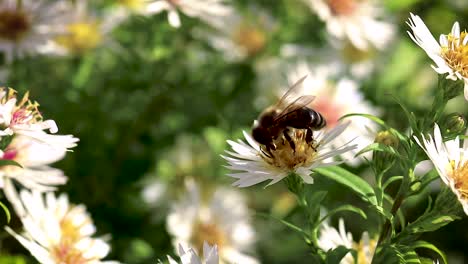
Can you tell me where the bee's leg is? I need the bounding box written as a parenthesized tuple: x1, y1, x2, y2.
(306, 128, 313, 143)
(306, 128, 318, 152)
(283, 128, 296, 151)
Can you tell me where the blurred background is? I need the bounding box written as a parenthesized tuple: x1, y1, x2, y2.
(0, 0, 467, 263)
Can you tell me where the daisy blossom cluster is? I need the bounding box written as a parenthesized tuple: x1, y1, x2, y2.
(0, 88, 78, 213)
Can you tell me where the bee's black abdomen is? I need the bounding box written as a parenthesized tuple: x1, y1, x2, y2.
(308, 109, 326, 130)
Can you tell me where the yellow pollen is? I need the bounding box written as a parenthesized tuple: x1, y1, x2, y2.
(326, 0, 358, 16)
(232, 24, 266, 57)
(441, 31, 468, 78)
(0, 9, 31, 41)
(55, 22, 102, 54)
(51, 206, 94, 263)
(261, 128, 318, 171)
(353, 237, 377, 264)
(191, 221, 226, 254)
(450, 160, 468, 199)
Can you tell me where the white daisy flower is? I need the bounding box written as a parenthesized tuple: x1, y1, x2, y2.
(0, 88, 79, 149)
(167, 242, 219, 264)
(224, 75, 357, 187)
(303, 0, 395, 51)
(287, 62, 379, 165)
(199, 8, 274, 61)
(5, 190, 118, 264)
(137, 0, 233, 28)
(48, 0, 119, 55)
(414, 124, 468, 215)
(167, 180, 258, 264)
(318, 218, 376, 264)
(0, 133, 78, 215)
(407, 13, 468, 100)
(0, 0, 72, 62)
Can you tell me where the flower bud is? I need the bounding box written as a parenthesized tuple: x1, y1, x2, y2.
(373, 130, 399, 173)
(441, 112, 466, 137)
(374, 130, 399, 149)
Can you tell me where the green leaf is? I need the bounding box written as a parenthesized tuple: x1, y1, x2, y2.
(256, 212, 309, 238)
(356, 143, 406, 160)
(383, 176, 404, 191)
(396, 187, 463, 241)
(325, 246, 352, 264)
(0, 202, 10, 223)
(412, 241, 447, 264)
(306, 190, 328, 224)
(314, 166, 376, 205)
(373, 244, 421, 264)
(340, 113, 388, 128)
(391, 95, 419, 133)
(318, 204, 367, 226)
(0, 160, 22, 168)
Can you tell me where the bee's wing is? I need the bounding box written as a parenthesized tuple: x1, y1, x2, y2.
(276, 75, 309, 108)
(273, 95, 316, 122)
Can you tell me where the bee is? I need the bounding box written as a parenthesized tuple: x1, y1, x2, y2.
(252, 75, 326, 153)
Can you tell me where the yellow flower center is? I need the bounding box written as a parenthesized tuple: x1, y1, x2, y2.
(52, 206, 94, 263)
(261, 128, 318, 171)
(353, 237, 377, 264)
(55, 22, 102, 53)
(326, 0, 358, 16)
(0, 9, 31, 41)
(450, 159, 468, 199)
(441, 31, 468, 78)
(232, 24, 266, 57)
(191, 221, 226, 254)
(341, 41, 375, 62)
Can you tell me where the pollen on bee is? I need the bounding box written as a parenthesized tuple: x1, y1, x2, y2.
(260, 128, 318, 171)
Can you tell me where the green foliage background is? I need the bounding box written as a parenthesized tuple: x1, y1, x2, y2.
(1, 0, 468, 263)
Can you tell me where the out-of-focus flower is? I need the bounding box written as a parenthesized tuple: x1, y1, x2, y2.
(0, 133, 77, 214)
(407, 13, 468, 100)
(5, 190, 118, 264)
(167, 180, 258, 264)
(303, 0, 395, 51)
(414, 124, 468, 215)
(287, 62, 379, 165)
(318, 218, 376, 263)
(199, 8, 274, 61)
(49, 0, 118, 55)
(167, 242, 219, 264)
(130, 0, 233, 28)
(0, 0, 71, 62)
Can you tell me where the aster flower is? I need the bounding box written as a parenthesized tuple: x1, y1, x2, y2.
(0, 134, 78, 214)
(49, 0, 118, 55)
(199, 8, 274, 61)
(0, 0, 72, 62)
(303, 0, 395, 51)
(414, 124, 468, 215)
(5, 190, 118, 264)
(224, 76, 357, 187)
(318, 218, 376, 264)
(167, 180, 258, 264)
(286, 62, 379, 165)
(137, 0, 233, 28)
(167, 242, 219, 264)
(407, 13, 468, 100)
